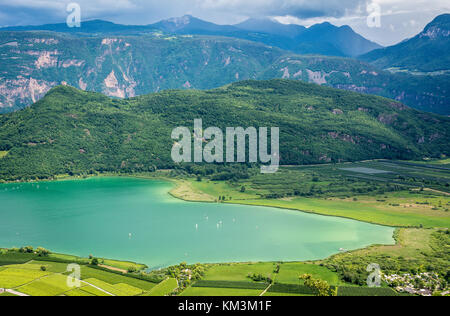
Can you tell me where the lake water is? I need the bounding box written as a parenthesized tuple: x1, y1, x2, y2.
(0, 177, 395, 269)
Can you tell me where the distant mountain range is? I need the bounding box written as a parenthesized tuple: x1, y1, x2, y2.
(1, 15, 381, 57)
(361, 14, 450, 73)
(0, 14, 448, 115)
(0, 80, 448, 180)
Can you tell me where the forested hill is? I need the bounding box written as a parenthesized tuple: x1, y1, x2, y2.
(0, 80, 448, 181)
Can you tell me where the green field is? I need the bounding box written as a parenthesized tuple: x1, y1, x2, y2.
(64, 287, 95, 297)
(203, 263, 276, 282)
(275, 263, 343, 285)
(0, 267, 50, 289)
(411, 158, 450, 166)
(83, 278, 143, 296)
(77, 285, 112, 296)
(263, 292, 310, 296)
(180, 287, 263, 297)
(337, 286, 398, 296)
(0, 251, 40, 266)
(231, 197, 449, 228)
(46, 253, 147, 271)
(17, 274, 74, 296)
(144, 278, 178, 296)
(79, 266, 157, 291)
(0, 250, 159, 296)
(0, 292, 18, 296)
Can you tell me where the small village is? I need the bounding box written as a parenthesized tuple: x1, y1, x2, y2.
(383, 272, 449, 296)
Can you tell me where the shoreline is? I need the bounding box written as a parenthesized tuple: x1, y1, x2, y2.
(3, 172, 446, 229)
(0, 172, 414, 230)
(0, 173, 403, 269)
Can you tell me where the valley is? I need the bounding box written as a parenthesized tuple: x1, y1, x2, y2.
(1, 6, 449, 298)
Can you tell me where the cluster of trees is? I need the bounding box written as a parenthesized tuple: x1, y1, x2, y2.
(179, 164, 251, 181)
(17, 246, 51, 257)
(166, 262, 207, 289)
(300, 274, 337, 296)
(248, 273, 273, 284)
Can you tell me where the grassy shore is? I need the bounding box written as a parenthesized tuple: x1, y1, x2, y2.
(169, 178, 450, 228)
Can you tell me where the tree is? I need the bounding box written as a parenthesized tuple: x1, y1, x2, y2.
(19, 246, 34, 253)
(300, 274, 336, 297)
(36, 247, 51, 257)
(240, 186, 246, 193)
(91, 258, 99, 266)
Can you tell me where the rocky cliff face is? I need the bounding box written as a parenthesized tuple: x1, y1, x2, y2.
(0, 32, 282, 112)
(0, 32, 448, 114)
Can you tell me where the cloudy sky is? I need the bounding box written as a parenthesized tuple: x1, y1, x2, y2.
(0, 0, 448, 45)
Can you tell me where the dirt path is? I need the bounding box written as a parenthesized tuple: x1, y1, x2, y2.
(424, 188, 450, 196)
(5, 289, 29, 297)
(99, 265, 127, 274)
(81, 280, 114, 296)
(259, 284, 272, 297)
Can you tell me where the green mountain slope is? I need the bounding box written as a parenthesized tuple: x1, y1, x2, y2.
(0, 31, 448, 114)
(0, 80, 448, 181)
(360, 14, 450, 72)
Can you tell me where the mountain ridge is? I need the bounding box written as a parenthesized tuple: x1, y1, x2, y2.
(360, 13, 450, 72)
(0, 30, 448, 114)
(234, 17, 306, 38)
(0, 15, 381, 57)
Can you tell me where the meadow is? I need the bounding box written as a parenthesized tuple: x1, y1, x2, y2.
(171, 160, 450, 228)
(0, 251, 161, 296)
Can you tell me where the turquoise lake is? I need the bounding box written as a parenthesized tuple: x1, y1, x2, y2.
(0, 177, 395, 269)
